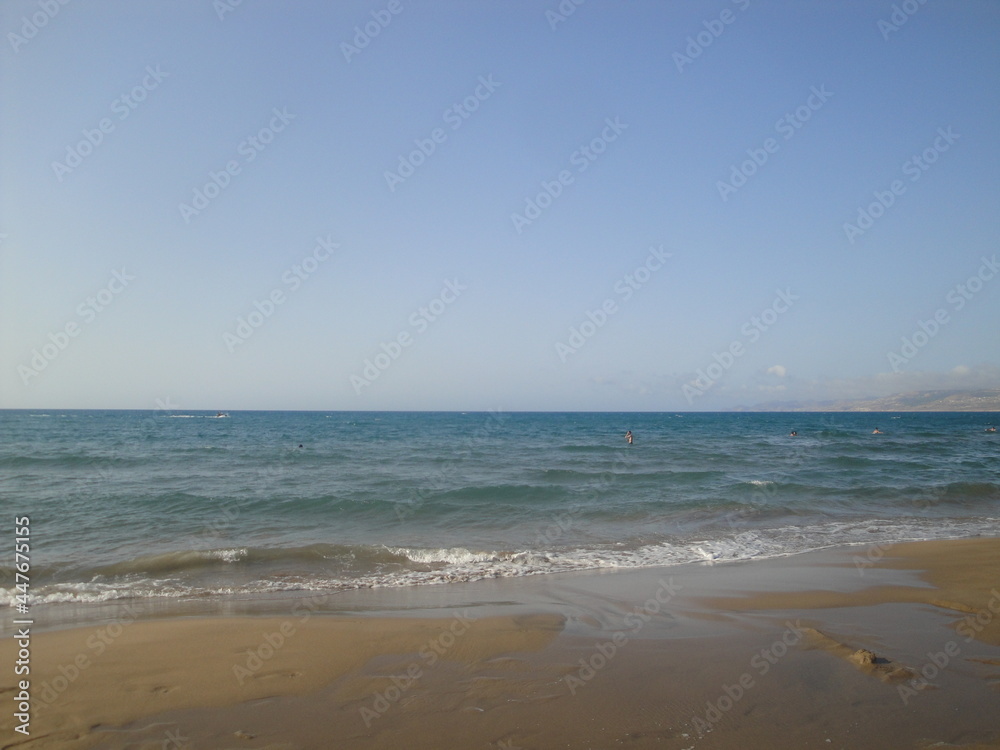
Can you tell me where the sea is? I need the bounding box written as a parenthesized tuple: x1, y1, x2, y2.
(2, 410, 998, 610)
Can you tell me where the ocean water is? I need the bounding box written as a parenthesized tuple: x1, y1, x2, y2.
(2, 410, 998, 607)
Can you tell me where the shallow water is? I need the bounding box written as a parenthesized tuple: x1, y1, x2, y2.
(2, 409, 997, 605)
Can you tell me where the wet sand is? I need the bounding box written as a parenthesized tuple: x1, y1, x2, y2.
(3, 537, 999, 749)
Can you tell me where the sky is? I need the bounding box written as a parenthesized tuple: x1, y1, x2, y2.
(1, 0, 998, 411)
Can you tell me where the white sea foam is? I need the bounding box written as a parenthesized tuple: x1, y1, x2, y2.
(4, 518, 998, 606)
(210, 547, 248, 563)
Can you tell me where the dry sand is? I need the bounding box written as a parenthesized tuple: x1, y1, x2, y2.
(3, 537, 999, 749)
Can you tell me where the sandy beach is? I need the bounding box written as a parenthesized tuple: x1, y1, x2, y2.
(4, 537, 1000, 750)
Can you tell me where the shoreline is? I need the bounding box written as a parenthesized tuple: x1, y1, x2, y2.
(4, 537, 999, 749)
(16, 531, 995, 635)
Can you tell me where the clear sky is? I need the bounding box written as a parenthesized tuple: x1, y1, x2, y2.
(2, 0, 998, 411)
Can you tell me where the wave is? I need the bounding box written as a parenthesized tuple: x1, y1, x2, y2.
(5, 410, 998, 608)
(558, 444, 618, 453)
(0, 453, 144, 468)
(862, 482, 1000, 507)
(90, 547, 250, 577)
(430, 484, 570, 506)
(83, 542, 422, 578)
(935, 482, 1000, 501)
(5, 517, 997, 606)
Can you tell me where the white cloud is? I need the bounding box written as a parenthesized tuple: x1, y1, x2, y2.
(766, 365, 787, 378)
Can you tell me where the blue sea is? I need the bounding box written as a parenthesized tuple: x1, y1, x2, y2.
(2, 410, 998, 608)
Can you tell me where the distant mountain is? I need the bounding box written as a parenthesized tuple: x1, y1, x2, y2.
(738, 389, 1000, 412)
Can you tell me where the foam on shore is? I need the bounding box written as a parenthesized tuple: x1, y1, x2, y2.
(3, 538, 999, 750)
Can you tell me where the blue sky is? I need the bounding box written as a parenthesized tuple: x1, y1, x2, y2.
(2, 0, 998, 411)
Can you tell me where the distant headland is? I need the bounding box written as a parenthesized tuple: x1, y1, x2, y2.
(737, 389, 1000, 412)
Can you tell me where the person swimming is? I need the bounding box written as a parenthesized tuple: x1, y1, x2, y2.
(789, 430, 798, 437)
(625, 430, 633, 445)
(872, 427, 883, 434)
(986, 426, 997, 433)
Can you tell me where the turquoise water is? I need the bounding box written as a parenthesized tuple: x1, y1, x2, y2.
(2, 410, 998, 605)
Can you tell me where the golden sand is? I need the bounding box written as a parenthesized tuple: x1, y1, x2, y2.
(3, 538, 999, 749)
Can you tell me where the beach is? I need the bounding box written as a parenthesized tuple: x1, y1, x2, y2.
(7, 0, 1000, 744)
(5, 537, 999, 750)
(4, 410, 998, 748)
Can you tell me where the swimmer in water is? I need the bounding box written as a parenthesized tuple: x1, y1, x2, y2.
(625, 430, 633, 445)
(872, 427, 883, 434)
(986, 426, 997, 433)
(789, 430, 798, 437)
